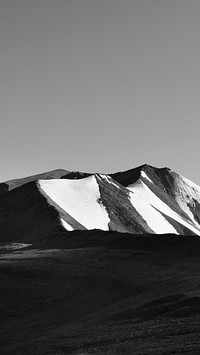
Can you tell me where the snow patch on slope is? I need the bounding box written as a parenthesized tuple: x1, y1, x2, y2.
(100, 174, 121, 189)
(173, 174, 200, 225)
(60, 219, 74, 231)
(141, 171, 153, 183)
(38, 176, 110, 231)
(128, 180, 200, 236)
(129, 189, 178, 234)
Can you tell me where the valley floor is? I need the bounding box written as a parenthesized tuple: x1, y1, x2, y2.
(1, 232, 200, 354)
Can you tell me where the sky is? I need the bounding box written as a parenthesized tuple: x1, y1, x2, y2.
(0, 0, 200, 183)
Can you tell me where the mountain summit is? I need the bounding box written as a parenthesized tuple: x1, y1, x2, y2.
(1, 164, 200, 245)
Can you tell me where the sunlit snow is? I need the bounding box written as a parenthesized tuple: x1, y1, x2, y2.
(60, 218, 74, 231)
(38, 176, 110, 231)
(173, 174, 200, 226)
(141, 171, 153, 183)
(129, 189, 177, 234)
(100, 174, 120, 189)
(128, 180, 200, 236)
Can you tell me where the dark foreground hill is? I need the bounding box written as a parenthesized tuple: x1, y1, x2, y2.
(1, 231, 200, 354)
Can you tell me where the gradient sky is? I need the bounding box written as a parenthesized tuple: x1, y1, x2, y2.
(0, 0, 200, 183)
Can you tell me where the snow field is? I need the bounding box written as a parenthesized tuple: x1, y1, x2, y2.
(38, 176, 110, 231)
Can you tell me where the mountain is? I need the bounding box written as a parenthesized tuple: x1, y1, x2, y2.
(0, 164, 200, 247)
(1, 165, 200, 354)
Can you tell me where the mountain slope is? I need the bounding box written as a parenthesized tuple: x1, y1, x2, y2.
(0, 181, 65, 244)
(1, 168, 69, 193)
(1, 164, 200, 246)
(112, 164, 200, 225)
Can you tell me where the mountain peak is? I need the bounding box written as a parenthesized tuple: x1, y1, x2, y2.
(1, 164, 200, 242)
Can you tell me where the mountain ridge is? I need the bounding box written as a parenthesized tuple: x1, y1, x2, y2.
(0, 164, 200, 246)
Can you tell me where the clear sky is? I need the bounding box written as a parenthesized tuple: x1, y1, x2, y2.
(0, 0, 200, 183)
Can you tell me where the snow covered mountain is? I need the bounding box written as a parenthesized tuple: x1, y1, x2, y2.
(1, 164, 200, 243)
